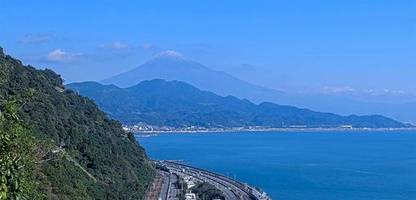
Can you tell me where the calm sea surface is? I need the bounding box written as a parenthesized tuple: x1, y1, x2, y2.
(137, 131, 416, 200)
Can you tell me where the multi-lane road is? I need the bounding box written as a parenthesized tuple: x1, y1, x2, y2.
(156, 161, 271, 200)
(157, 171, 180, 200)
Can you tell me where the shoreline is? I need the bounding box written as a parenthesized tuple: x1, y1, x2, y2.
(157, 160, 271, 200)
(133, 127, 416, 134)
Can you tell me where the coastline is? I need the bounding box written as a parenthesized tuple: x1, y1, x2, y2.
(138, 129, 416, 200)
(133, 127, 416, 135)
(156, 160, 271, 200)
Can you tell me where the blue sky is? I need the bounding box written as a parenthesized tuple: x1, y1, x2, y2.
(1, 0, 415, 100)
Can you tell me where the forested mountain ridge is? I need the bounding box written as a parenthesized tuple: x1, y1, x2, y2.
(67, 79, 408, 129)
(0, 47, 154, 199)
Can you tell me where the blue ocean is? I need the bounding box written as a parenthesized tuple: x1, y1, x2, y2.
(137, 131, 416, 200)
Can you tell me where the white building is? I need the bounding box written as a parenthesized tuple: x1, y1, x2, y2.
(185, 193, 196, 200)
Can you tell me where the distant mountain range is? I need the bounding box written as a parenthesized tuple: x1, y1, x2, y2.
(101, 51, 285, 104)
(67, 79, 409, 129)
(101, 52, 416, 123)
(284, 96, 416, 125)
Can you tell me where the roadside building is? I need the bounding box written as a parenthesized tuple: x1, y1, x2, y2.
(185, 193, 196, 200)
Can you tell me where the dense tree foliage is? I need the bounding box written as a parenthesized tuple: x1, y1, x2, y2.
(68, 80, 408, 128)
(191, 182, 225, 200)
(0, 99, 41, 200)
(0, 47, 154, 199)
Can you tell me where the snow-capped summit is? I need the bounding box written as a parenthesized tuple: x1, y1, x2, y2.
(101, 51, 284, 103)
(155, 50, 183, 59)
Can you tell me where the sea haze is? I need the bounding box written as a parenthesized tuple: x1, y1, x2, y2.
(137, 131, 416, 200)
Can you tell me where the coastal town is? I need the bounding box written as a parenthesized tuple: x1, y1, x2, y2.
(124, 123, 415, 134)
(123, 123, 356, 133)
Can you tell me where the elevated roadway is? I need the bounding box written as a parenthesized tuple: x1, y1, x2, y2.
(156, 161, 271, 200)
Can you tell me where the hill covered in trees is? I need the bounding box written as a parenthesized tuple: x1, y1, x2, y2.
(67, 79, 408, 129)
(0, 47, 154, 199)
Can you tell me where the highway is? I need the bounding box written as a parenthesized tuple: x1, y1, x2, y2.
(157, 171, 180, 200)
(156, 161, 271, 200)
(158, 171, 170, 200)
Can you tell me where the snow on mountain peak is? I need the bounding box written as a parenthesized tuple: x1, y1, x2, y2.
(155, 50, 183, 59)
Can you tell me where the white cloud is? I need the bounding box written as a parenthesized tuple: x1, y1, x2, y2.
(366, 88, 406, 96)
(142, 43, 154, 50)
(322, 86, 409, 97)
(46, 49, 83, 63)
(20, 33, 51, 44)
(99, 41, 129, 50)
(322, 86, 356, 94)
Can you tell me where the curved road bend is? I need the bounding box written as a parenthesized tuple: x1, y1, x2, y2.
(157, 161, 271, 200)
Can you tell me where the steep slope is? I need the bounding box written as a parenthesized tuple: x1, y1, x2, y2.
(101, 51, 284, 103)
(67, 80, 407, 129)
(0, 48, 154, 199)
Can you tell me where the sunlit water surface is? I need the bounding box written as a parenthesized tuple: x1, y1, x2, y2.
(137, 131, 416, 200)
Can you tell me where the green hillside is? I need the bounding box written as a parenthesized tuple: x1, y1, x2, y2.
(0, 47, 154, 199)
(67, 79, 408, 129)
